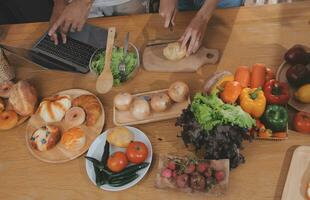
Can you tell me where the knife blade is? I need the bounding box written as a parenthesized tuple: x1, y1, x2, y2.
(146, 39, 177, 47)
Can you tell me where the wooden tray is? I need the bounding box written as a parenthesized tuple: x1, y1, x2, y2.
(276, 61, 310, 113)
(25, 89, 105, 163)
(143, 45, 219, 72)
(113, 89, 190, 126)
(281, 146, 310, 200)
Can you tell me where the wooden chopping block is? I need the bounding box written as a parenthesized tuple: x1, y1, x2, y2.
(143, 44, 220, 72)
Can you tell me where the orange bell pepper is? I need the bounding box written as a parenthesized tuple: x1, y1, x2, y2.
(240, 87, 266, 118)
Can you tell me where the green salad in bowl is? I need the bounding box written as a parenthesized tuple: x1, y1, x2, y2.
(90, 44, 139, 85)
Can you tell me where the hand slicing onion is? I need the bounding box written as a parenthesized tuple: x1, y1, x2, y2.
(114, 92, 133, 111)
(130, 98, 151, 120)
(168, 81, 189, 103)
(151, 93, 171, 112)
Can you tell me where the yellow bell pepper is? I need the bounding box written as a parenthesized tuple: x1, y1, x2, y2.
(240, 88, 266, 118)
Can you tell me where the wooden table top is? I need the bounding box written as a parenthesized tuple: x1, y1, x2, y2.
(0, 2, 310, 200)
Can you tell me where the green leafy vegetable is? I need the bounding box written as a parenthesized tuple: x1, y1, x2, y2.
(91, 47, 137, 85)
(190, 93, 255, 131)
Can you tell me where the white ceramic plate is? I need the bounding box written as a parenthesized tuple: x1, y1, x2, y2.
(85, 126, 152, 191)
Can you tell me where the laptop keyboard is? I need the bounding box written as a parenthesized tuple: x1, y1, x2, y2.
(33, 34, 97, 73)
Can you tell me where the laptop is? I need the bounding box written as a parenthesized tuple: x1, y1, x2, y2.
(31, 24, 108, 73)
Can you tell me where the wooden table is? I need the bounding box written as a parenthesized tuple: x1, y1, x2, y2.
(0, 2, 310, 200)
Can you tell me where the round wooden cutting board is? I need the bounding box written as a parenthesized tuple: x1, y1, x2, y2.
(25, 89, 105, 163)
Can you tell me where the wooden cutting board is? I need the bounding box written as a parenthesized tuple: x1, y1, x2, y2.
(143, 44, 220, 72)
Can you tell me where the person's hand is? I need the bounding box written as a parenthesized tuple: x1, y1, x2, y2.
(48, 0, 93, 44)
(180, 15, 208, 56)
(49, 0, 67, 45)
(159, 0, 178, 28)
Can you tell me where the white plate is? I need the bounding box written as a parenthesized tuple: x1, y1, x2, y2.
(276, 61, 310, 113)
(281, 146, 310, 200)
(85, 126, 152, 191)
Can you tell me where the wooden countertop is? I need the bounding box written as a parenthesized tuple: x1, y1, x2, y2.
(0, 2, 310, 200)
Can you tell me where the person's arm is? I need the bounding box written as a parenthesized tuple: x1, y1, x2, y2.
(159, 0, 178, 28)
(180, 0, 219, 56)
(48, 0, 94, 44)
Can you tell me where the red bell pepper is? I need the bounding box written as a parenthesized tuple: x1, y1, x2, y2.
(263, 79, 290, 104)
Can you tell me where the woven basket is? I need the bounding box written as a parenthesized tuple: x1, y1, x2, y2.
(0, 48, 15, 83)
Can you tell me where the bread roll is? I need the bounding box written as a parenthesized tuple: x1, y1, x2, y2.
(0, 98, 4, 112)
(38, 95, 71, 123)
(0, 81, 14, 98)
(30, 125, 61, 151)
(61, 127, 86, 151)
(163, 42, 186, 61)
(107, 126, 134, 148)
(0, 110, 18, 130)
(9, 80, 38, 116)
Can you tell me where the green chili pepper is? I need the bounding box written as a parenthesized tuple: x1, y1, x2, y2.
(101, 141, 110, 167)
(85, 156, 105, 170)
(262, 104, 288, 132)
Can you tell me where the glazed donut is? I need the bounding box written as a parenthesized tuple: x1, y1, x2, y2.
(0, 110, 18, 130)
(64, 107, 86, 128)
(0, 81, 14, 98)
(0, 98, 4, 112)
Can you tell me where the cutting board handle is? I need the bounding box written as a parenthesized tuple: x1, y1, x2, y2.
(200, 47, 220, 64)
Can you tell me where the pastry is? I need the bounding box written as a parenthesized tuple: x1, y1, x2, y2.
(163, 42, 186, 61)
(30, 125, 61, 151)
(72, 95, 102, 126)
(64, 107, 86, 128)
(107, 126, 134, 148)
(8, 80, 38, 116)
(0, 81, 14, 98)
(307, 182, 310, 200)
(0, 98, 4, 112)
(38, 95, 71, 123)
(61, 127, 86, 151)
(0, 110, 18, 130)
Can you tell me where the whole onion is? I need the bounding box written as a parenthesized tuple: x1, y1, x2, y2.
(114, 92, 133, 111)
(130, 98, 150, 120)
(151, 93, 171, 112)
(168, 81, 189, 103)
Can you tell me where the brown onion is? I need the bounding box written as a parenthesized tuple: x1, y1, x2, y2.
(168, 81, 189, 103)
(130, 98, 150, 120)
(114, 92, 133, 111)
(151, 93, 171, 112)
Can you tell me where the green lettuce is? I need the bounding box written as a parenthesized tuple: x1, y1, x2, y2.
(91, 47, 137, 85)
(190, 93, 255, 131)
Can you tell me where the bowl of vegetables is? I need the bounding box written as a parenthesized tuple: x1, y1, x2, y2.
(90, 43, 140, 86)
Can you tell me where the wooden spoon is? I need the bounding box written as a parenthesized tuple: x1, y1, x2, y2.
(96, 27, 116, 94)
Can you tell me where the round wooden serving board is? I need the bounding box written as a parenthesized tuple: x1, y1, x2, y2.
(25, 89, 105, 163)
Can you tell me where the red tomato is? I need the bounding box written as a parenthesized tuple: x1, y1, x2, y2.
(126, 141, 148, 164)
(107, 151, 128, 172)
(294, 112, 310, 134)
